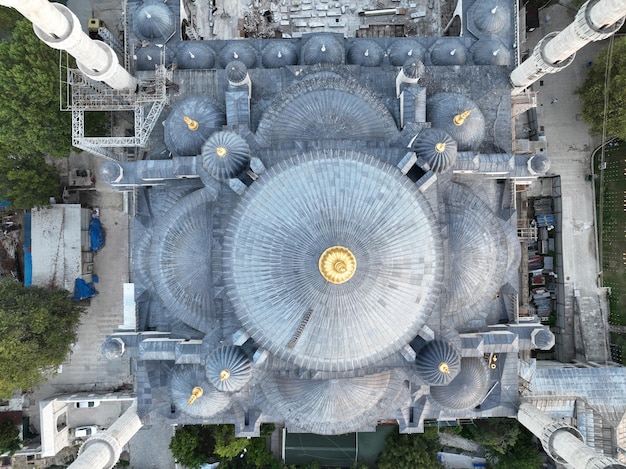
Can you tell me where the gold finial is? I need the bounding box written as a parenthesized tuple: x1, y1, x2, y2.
(220, 369, 231, 381)
(319, 246, 356, 284)
(453, 110, 472, 126)
(216, 146, 227, 157)
(435, 142, 446, 153)
(187, 386, 204, 405)
(438, 362, 450, 374)
(183, 115, 199, 131)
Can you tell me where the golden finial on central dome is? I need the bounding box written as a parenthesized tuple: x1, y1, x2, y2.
(438, 362, 450, 374)
(187, 386, 204, 405)
(319, 246, 356, 284)
(453, 109, 472, 126)
(183, 115, 199, 131)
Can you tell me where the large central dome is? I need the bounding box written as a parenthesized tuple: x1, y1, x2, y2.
(223, 150, 443, 372)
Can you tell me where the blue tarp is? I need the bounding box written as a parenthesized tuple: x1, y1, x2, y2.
(89, 218, 105, 251)
(72, 278, 98, 301)
(23, 212, 32, 286)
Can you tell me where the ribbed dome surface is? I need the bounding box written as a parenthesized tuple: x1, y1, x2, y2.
(135, 44, 174, 71)
(260, 371, 408, 434)
(427, 92, 485, 151)
(201, 131, 250, 180)
(531, 328, 555, 350)
(430, 358, 489, 410)
(101, 337, 125, 360)
(529, 153, 550, 174)
(443, 183, 509, 316)
(100, 161, 123, 184)
(472, 40, 511, 66)
(302, 35, 344, 65)
(256, 76, 398, 143)
(171, 366, 230, 418)
(430, 39, 467, 65)
(164, 97, 226, 156)
(206, 346, 252, 392)
(347, 40, 384, 67)
(225, 60, 248, 84)
(261, 41, 298, 68)
(134, 0, 176, 40)
(176, 41, 216, 69)
(415, 340, 461, 385)
(388, 39, 426, 66)
(147, 189, 214, 331)
(413, 128, 457, 173)
(219, 42, 257, 68)
(402, 59, 425, 80)
(469, 1, 510, 34)
(223, 150, 443, 372)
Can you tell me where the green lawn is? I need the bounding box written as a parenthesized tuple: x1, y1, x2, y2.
(595, 140, 626, 363)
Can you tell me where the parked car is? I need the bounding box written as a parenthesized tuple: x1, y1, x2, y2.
(75, 425, 98, 438)
(74, 400, 100, 408)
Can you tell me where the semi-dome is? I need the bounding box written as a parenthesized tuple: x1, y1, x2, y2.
(205, 346, 252, 392)
(472, 40, 511, 66)
(388, 39, 426, 66)
(427, 92, 485, 151)
(430, 358, 490, 410)
(171, 366, 231, 418)
(260, 370, 408, 434)
(135, 44, 174, 71)
(176, 41, 216, 69)
(528, 153, 550, 174)
(223, 150, 443, 372)
(413, 128, 457, 173)
(261, 41, 298, 68)
(164, 97, 226, 156)
(225, 60, 248, 84)
(100, 161, 123, 184)
(468, 1, 510, 35)
(347, 40, 384, 67)
(301, 35, 344, 65)
(201, 131, 250, 180)
(430, 39, 467, 65)
(134, 0, 176, 40)
(415, 340, 461, 385)
(101, 337, 125, 360)
(219, 42, 257, 68)
(402, 59, 425, 80)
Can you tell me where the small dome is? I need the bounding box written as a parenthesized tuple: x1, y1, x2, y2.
(100, 161, 123, 184)
(472, 40, 511, 66)
(134, 1, 176, 40)
(205, 346, 252, 392)
(225, 60, 248, 84)
(531, 328, 555, 350)
(413, 128, 457, 173)
(170, 366, 230, 418)
(347, 40, 384, 67)
(430, 39, 467, 66)
(134, 44, 174, 71)
(101, 337, 125, 360)
(415, 340, 461, 385)
(430, 358, 490, 410)
(261, 41, 298, 68)
(402, 59, 425, 80)
(427, 92, 485, 151)
(469, 1, 510, 34)
(176, 41, 216, 69)
(164, 97, 226, 156)
(301, 35, 344, 65)
(219, 42, 257, 68)
(201, 131, 250, 180)
(529, 153, 550, 174)
(388, 40, 426, 66)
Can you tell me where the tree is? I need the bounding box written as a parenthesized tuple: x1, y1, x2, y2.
(577, 37, 626, 140)
(169, 425, 218, 469)
(0, 152, 59, 209)
(0, 18, 72, 158)
(0, 419, 21, 456)
(376, 428, 444, 469)
(0, 279, 84, 398)
(491, 427, 542, 469)
(461, 418, 520, 456)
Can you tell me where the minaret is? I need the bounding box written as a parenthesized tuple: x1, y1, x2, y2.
(0, 0, 136, 90)
(518, 403, 626, 469)
(510, 0, 626, 94)
(68, 402, 142, 469)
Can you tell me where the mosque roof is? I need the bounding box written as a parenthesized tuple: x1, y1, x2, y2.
(219, 42, 258, 68)
(430, 357, 490, 410)
(261, 41, 299, 68)
(201, 131, 250, 181)
(427, 92, 485, 151)
(415, 340, 461, 385)
(225, 60, 249, 84)
(301, 35, 344, 65)
(101, 337, 125, 360)
(387, 39, 426, 66)
(472, 40, 511, 66)
(176, 41, 216, 69)
(430, 38, 467, 65)
(205, 346, 252, 392)
(223, 150, 443, 372)
(135, 44, 174, 71)
(100, 162, 123, 184)
(347, 40, 384, 67)
(468, 0, 511, 35)
(170, 366, 231, 418)
(134, 0, 176, 41)
(413, 128, 457, 173)
(402, 59, 425, 80)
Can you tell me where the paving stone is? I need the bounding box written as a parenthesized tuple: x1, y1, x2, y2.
(308, 20, 325, 27)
